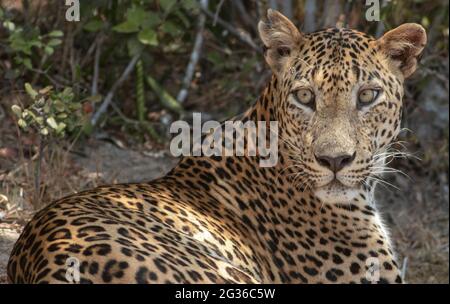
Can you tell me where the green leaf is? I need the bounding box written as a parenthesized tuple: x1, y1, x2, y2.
(43, 104, 50, 114)
(11, 105, 22, 117)
(3, 20, 15, 31)
(39, 86, 53, 95)
(113, 21, 140, 33)
(127, 37, 145, 56)
(174, 11, 190, 28)
(68, 103, 81, 111)
(23, 58, 33, 69)
(48, 30, 64, 38)
(44, 46, 54, 55)
(84, 95, 103, 103)
(40, 127, 49, 136)
(35, 97, 46, 107)
(141, 12, 161, 29)
(138, 29, 158, 46)
(126, 6, 147, 26)
(161, 21, 182, 36)
(146, 76, 183, 114)
(35, 117, 44, 125)
(207, 51, 223, 66)
(25, 83, 38, 99)
(18, 119, 27, 129)
(160, 0, 177, 12)
(62, 87, 74, 99)
(182, 0, 198, 10)
(47, 39, 62, 47)
(83, 19, 104, 32)
(54, 100, 65, 112)
(56, 122, 67, 133)
(46, 117, 58, 129)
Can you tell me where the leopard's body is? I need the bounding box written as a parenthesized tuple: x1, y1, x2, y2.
(7, 10, 426, 284)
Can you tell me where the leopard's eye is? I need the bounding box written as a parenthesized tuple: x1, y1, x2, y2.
(291, 87, 316, 111)
(296, 88, 314, 104)
(358, 89, 380, 108)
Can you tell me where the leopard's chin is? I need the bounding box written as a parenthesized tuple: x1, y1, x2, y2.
(314, 180, 359, 205)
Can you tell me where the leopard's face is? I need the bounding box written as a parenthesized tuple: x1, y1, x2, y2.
(259, 10, 426, 204)
(277, 29, 404, 204)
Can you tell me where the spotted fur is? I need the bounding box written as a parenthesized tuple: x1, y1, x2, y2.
(7, 10, 426, 284)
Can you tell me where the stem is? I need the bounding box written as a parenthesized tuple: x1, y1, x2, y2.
(136, 59, 146, 122)
(177, 0, 208, 104)
(34, 135, 44, 206)
(90, 51, 142, 127)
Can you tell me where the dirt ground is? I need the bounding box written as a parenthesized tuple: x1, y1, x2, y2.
(0, 140, 448, 284)
(0, 139, 178, 283)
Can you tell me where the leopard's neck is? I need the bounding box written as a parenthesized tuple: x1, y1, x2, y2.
(168, 77, 400, 283)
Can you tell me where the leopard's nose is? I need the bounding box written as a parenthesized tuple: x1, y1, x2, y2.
(315, 152, 356, 173)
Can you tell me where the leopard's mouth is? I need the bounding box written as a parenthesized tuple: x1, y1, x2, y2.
(314, 179, 360, 204)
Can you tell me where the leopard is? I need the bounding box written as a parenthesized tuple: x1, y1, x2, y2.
(7, 10, 426, 284)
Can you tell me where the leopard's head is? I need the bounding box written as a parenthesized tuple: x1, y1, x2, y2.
(258, 10, 426, 204)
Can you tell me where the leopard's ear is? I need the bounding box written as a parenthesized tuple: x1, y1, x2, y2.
(258, 9, 302, 73)
(377, 23, 427, 79)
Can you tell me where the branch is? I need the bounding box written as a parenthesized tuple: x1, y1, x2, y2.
(91, 38, 102, 96)
(304, 0, 316, 32)
(323, 0, 341, 28)
(213, 0, 225, 26)
(177, 0, 209, 104)
(200, 5, 261, 54)
(280, 0, 293, 20)
(90, 52, 142, 127)
(233, 0, 256, 33)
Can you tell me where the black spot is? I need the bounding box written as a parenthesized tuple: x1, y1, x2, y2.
(303, 266, 318, 276)
(82, 244, 112, 256)
(383, 261, 393, 270)
(332, 254, 344, 264)
(350, 262, 361, 274)
(135, 267, 149, 284)
(154, 258, 167, 273)
(317, 250, 329, 260)
(89, 262, 99, 275)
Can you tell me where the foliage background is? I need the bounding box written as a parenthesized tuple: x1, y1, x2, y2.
(0, 0, 448, 283)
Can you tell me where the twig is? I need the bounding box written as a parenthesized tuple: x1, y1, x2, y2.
(0, 104, 5, 121)
(323, 0, 341, 28)
(177, 0, 209, 104)
(213, 0, 225, 26)
(91, 39, 102, 96)
(304, 0, 316, 32)
(280, 0, 293, 20)
(268, 0, 278, 10)
(33, 135, 44, 206)
(29, 67, 65, 88)
(110, 102, 140, 125)
(200, 5, 261, 54)
(234, 0, 256, 33)
(255, 0, 266, 21)
(401, 256, 408, 281)
(375, 0, 388, 37)
(110, 101, 163, 143)
(90, 51, 142, 127)
(31, 54, 49, 85)
(111, 101, 162, 127)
